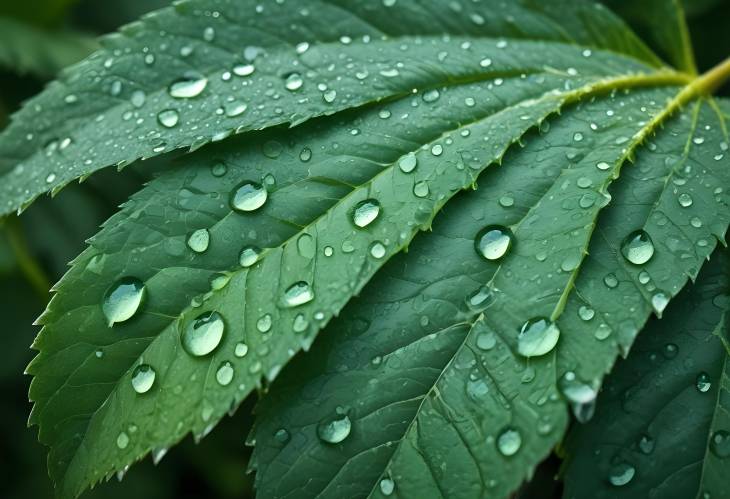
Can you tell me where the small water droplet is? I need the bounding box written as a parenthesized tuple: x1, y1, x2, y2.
(578, 306, 595, 321)
(696, 372, 712, 392)
(517, 318, 560, 357)
(257, 314, 273, 333)
(496, 427, 521, 456)
(274, 428, 290, 444)
(413, 181, 429, 198)
(102, 277, 146, 326)
(169, 74, 208, 98)
(216, 361, 234, 386)
(379, 477, 395, 495)
(398, 153, 418, 173)
(638, 434, 654, 454)
(131, 364, 156, 394)
(710, 430, 730, 458)
(234, 342, 249, 358)
(596, 161, 611, 171)
(423, 89, 440, 103)
(230, 181, 267, 212)
(475, 225, 513, 261)
(608, 462, 635, 486)
(678, 193, 693, 207)
(352, 199, 381, 228)
(233, 64, 255, 76)
(182, 311, 225, 357)
(651, 291, 669, 315)
(187, 228, 210, 253)
(284, 73, 304, 91)
(157, 109, 179, 128)
(239, 246, 260, 267)
(621, 230, 654, 265)
(317, 414, 351, 444)
(370, 242, 386, 259)
(117, 431, 130, 449)
(299, 147, 312, 162)
(283, 281, 314, 307)
(323, 89, 337, 102)
(604, 273, 619, 288)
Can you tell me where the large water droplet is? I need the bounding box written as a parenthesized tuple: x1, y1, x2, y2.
(216, 361, 234, 386)
(240, 246, 260, 267)
(230, 181, 267, 212)
(621, 230, 654, 265)
(131, 364, 156, 394)
(187, 228, 210, 253)
(169, 74, 208, 98)
(182, 311, 225, 356)
(517, 318, 560, 357)
(317, 414, 351, 444)
(496, 427, 521, 456)
(608, 462, 635, 486)
(379, 477, 395, 496)
(352, 199, 381, 228)
(398, 153, 418, 173)
(102, 277, 146, 326)
(475, 225, 513, 261)
(559, 371, 597, 423)
(283, 281, 314, 307)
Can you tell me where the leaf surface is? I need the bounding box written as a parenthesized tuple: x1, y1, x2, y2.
(0, 0, 662, 215)
(562, 250, 729, 499)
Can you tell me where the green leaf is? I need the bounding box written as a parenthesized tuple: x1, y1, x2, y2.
(0, 0, 663, 216)
(562, 250, 729, 499)
(0, 17, 97, 78)
(18, 1, 730, 498)
(248, 89, 730, 498)
(604, 0, 697, 74)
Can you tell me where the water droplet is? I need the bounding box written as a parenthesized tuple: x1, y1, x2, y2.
(621, 230, 654, 265)
(696, 372, 712, 392)
(182, 311, 225, 357)
(299, 147, 312, 162)
(596, 161, 611, 171)
(475, 225, 513, 261)
(595, 323, 611, 340)
(559, 371, 597, 422)
(638, 434, 654, 454)
(423, 89, 440, 103)
(710, 430, 730, 458)
(496, 428, 521, 456)
(234, 342, 249, 358)
(102, 277, 146, 326)
(476, 330, 497, 350)
(297, 233, 315, 259)
(216, 361, 234, 386)
(499, 195, 514, 207)
(480, 57, 493, 68)
(323, 89, 337, 103)
(239, 246, 260, 267)
(413, 181, 429, 198)
(573, 132, 584, 142)
(352, 199, 381, 228)
(169, 74, 208, 98)
(233, 64, 255, 76)
(678, 193, 693, 207)
(284, 73, 304, 91)
(230, 181, 267, 212)
(370, 242, 386, 259)
(517, 318, 560, 357)
(578, 306, 595, 321)
(157, 109, 179, 128)
(651, 291, 669, 315)
(608, 462, 635, 486)
(431, 144, 443, 156)
(117, 431, 130, 449)
(604, 273, 619, 288)
(398, 153, 418, 173)
(131, 364, 156, 394)
(317, 414, 351, 444)
(187, 228, 210, 253)
(274, 428, 290, 444)
(379, 477, 395, 495)
(130, 90, 146, 108)
(257, 314, 273, 333)
(283, 281, 314, 307)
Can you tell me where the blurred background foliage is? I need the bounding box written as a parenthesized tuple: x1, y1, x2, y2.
(0, 1, 727, 498)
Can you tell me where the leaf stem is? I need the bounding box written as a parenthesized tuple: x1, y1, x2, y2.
(691, 57, 730, 96)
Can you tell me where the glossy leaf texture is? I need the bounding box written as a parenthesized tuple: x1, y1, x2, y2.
(562, 250, 729, 499)
(248, 91, 730, 497)
(15, 1, 730, 499)
(0, 0, 664, 215)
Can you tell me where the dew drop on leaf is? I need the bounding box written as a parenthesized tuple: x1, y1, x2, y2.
(608, 462, 635, 486)
(257, 314, 273, 333)
(352, 199, 381, 228)
(234, 342, 249, 358)
(696, 372, 712, 393)
(710, 431, 730, 458)
(216, 361, 234, 386)
(239, 246, 260, 267)
(620, 230, 654, 265)
(578, 305, 595, 321)
(233, 64, 255, 76)
(678, 193, 693, 207)
(398, 153, 418, 173)
(116, 431, 130, 450)
(131, 364, 156, 394)
(517, 317, 560, 357)
(283, 281, 314, 307)
(317, 414, 351, 444)
(284, 72, 304, 91)
(102, 277, 146, 326)
(182, 311, 225, 357)
(496, 427, 521, 456)
(651, 291, 669, 316)
(274, 428, 290, 444)
(379, 478, 395, 496)
(474, 225, 513, 261)
(230, 181, 267, 212)
(413, 181, 429, 198)
(168, 74, 208, 98)
(370, 242, 386, 259)
(187, 228, 210, 253)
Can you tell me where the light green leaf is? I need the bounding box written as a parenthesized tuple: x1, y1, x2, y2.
(0, 0, 663, 215)
(0, 17, 97, 78)
(562, 250, 729, 499)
